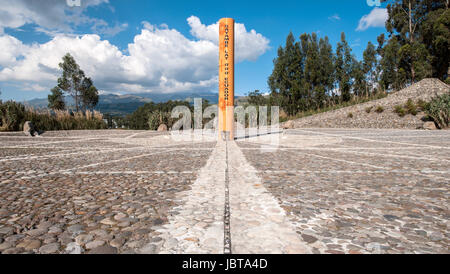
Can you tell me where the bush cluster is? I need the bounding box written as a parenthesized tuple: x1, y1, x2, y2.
(0, 101, 107, 132)
(424, 93, 450, 129)
(375, 106, 384, 113)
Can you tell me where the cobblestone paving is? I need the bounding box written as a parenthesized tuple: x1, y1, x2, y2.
(0, 130, 215, 254)
(155, 141, 226, 254)
(1, 128, 449, 254)
(237, 129, 450, 254)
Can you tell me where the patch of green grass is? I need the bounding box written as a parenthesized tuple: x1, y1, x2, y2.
(375, 105, 384, 113)
(394, 105, 406, 117)
(416, 99, 428, 111)
(365, 106, 373, 113)
(405, 99, 418, 115)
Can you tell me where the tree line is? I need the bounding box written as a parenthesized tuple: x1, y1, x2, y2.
(264, 0, 449, 116)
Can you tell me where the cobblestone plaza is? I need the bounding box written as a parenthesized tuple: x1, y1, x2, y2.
(0, 129, 448, 254)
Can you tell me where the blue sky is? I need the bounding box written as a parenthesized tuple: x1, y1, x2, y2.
(0, 0, 389, 101)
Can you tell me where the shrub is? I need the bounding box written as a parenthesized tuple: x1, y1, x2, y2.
(375, 106, 384, 113)
(425, 93, 450, 129)
(148, 111, 163, 130)
(405, 99, 417, 115)
(148, 111, 178, 130)
(0, 101, 107, 132)
(416, 99, 428, 111)
(394, 105, 406, 117)
(365, 106, 373, 113)
(347, 112, 353, 118)
(0, 101, 26, 131)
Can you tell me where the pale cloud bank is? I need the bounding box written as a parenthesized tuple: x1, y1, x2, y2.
(0, 16, 270, 94)
(356, 8, 388, 31)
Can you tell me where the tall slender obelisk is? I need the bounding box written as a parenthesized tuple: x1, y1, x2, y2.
(218, 18, 235, 141)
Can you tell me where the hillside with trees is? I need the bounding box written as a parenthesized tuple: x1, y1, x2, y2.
(264, 0, 449, 118)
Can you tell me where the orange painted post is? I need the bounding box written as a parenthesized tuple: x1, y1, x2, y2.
(218, 18, 235, 141)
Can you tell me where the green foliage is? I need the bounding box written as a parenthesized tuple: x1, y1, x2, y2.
(48, 87, 66, 110)
(362, 42, 378, 96)
(417, 99, 428, 110)
(54, 53, 99, 112)
(365, 106, 373, 113)
(383, 0, 447, 84)
(247, 90, 270, 106)
(379, 37, 405, 91)
(394, 105, 407, 117)
(147, 111, 177, 130)
(268, 31, 364, 116)
(284, 93, 387, 121)
(405, 98, 418, 115)
(80, 77, 99, 111)
(375, 105, 385, 113)
(0, 101, 26, 131)
(0, 101, 106, 132)
(126, 100, 200, 130)
(424, 93, 450, 129)
(347, 112, 353, 119)
(394, 99, 420, 117)
(335, 32, 353, 102)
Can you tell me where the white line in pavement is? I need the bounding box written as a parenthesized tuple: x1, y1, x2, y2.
(239, 146, 450, 163)
(14, 149, 185, 179)
(153, 141, 226, 254)
(261, 169, 450, 175)
(4, 137, 107, 148)
(296, 129, 450, 150)
(237, 140, 450, 181)
(227, 141, 311, 254)
(0, 146, 179, 162)
(152, 140, 312, 254)
(14, 170, 197, 175)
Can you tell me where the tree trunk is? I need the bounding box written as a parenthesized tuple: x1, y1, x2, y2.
(75, 93, 79, 112)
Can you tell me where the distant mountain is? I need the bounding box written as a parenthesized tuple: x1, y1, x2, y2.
(24, 91, 224, 116)
(130, 92, 219, 104)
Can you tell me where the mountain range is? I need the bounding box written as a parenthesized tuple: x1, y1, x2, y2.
(24, 92, 222, 116)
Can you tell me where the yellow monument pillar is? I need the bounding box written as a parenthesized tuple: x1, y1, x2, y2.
(218, 18, 235, 141)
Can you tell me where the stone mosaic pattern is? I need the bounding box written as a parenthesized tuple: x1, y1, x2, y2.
(1, 128, 449, 254)
(0, 130, 214, 254)
(237, 128, 450, 254)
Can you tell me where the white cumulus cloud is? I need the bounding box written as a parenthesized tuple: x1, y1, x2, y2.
(0, 0, 126, 36)
(0, 16, 270, 94)
(356, 8, 388, 31)
(187, 16, 270, 62)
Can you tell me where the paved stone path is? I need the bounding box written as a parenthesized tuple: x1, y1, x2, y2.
(0, 129, 449, 254)
(238, 129, 450, 254)
(154, 140, 310, 254)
